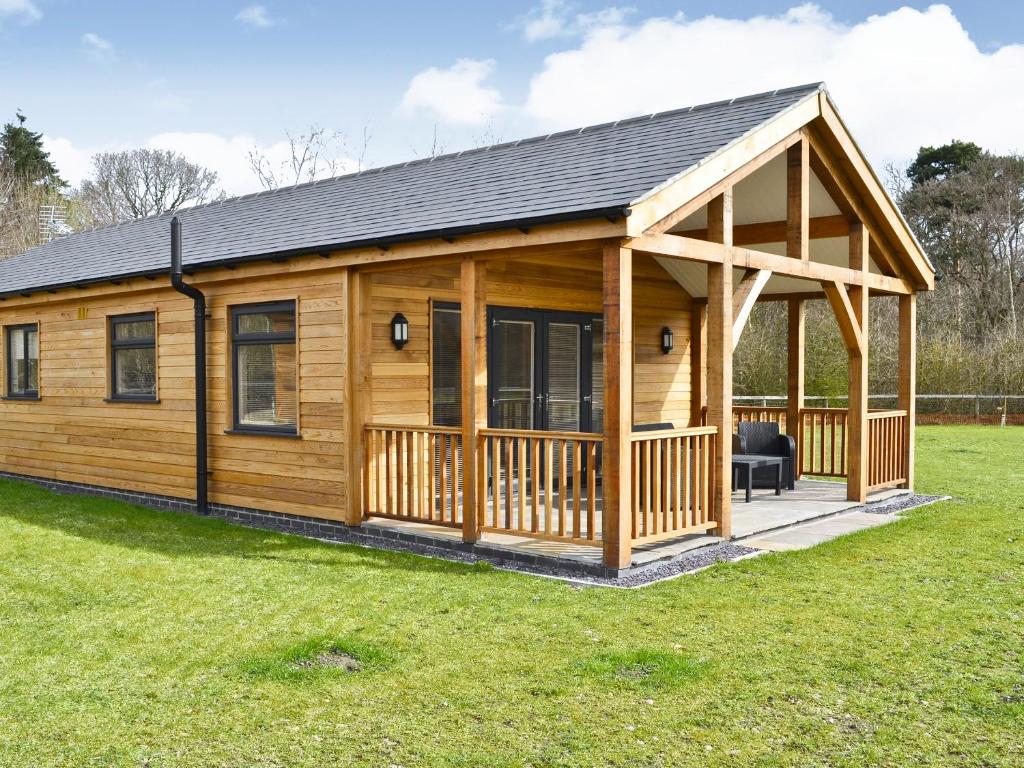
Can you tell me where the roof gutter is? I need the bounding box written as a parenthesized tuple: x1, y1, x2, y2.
(170, 216, 209, 516)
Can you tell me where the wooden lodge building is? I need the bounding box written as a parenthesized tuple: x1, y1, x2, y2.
(0, 83, 933, 573)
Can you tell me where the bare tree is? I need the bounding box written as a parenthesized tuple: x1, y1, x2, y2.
(72, 149, 221, 227)
(247, 124, 371, 191)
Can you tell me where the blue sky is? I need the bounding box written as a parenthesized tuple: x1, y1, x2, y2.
(2, 1, 1022, 194)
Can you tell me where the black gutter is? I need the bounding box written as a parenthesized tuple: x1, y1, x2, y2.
(170, 216, 209, 515)
(0, 205, 632, 300)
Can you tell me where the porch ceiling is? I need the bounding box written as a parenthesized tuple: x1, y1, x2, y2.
(657, 153, 882, 298)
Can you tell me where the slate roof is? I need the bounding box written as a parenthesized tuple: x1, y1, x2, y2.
(0, 83, 823, 297)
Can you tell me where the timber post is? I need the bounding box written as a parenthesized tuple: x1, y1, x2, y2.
(705, 191, 734, 539)
(345, 268, 372, 526)
(602, 242, 633, 569)
(846, 221, 870, 502)
(898, 293, 916, 490)
(460, 256, 487, 543)
(787, 298, 805, 477)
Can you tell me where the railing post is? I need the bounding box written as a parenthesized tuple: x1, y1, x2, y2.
(846, 222, 869, 502)
(787, 298, 805, 478)
(706, 191, 733, 538)
(460, 257, 486, 543)
(898, 293, 916, 490)
(602, 242, 633, 570)
(345, 268, 372, 526)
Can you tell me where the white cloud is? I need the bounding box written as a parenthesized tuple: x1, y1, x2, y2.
(235, 4, 275, 28)
(524, 3, 1024, 164)
(44, 132, 359, 197)
(399, 59, 503, 126)
(0, 0, 40, 24)
(81, 32, 117, 62)
(515, 0, 632, 42)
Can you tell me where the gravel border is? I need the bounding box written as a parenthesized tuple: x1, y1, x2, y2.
(859, 493, 947, 515)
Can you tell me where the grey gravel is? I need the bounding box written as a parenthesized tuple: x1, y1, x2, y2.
(860, 494, 946, 515)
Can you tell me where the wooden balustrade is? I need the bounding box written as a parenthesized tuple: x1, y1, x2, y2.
(867, 410, 908, 489)
(478, 429, 602, 544)
(799, 408, 848, 478)
(733, 405, 787, 432)
(630, 427, 719, 543)
(364, 425, 463, 527)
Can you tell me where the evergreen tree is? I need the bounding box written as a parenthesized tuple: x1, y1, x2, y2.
(906, 140, 982, 186)
(0, 112, 62, 186)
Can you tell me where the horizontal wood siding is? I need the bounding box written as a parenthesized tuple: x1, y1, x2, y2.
(0, 245, 694, 526)
(369, 251, 693, 429)
(0, 266, 350, 520)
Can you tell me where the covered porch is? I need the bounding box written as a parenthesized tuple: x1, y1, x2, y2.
(345, 90, 930, 571)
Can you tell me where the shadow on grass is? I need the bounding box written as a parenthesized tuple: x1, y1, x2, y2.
(0, 478, 488, 578)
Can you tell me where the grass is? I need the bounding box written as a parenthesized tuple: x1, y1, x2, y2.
(0, 425, 1021, 766)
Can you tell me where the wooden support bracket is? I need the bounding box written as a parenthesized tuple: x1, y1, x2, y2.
(731, 268, 772, 351)
(822, 280, 864, 356)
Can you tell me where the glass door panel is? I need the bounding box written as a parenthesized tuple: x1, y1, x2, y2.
(590, 318, 604, 434)
(545, 322, 581, 432)
(491, 319, 535, 430)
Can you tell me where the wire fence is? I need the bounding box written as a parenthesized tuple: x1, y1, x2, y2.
(733, 395, 1024, 426)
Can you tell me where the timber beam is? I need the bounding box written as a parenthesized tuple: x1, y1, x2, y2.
(679, 214, 849, 246)
(626, 233, 913, 295)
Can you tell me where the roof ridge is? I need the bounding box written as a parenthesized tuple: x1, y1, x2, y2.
(33, 83, 827, 245)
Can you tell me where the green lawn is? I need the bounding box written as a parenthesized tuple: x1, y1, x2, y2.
(0, 426, 1022, 767)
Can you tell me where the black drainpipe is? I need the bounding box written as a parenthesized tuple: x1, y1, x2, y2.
(170, 216, 209, 515)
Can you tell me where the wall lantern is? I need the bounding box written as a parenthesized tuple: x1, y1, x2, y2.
(391, 312, 410, 350)
(660, 326, 674, 355)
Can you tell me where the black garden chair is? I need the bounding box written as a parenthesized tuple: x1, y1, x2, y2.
(732, 421, 797, 490)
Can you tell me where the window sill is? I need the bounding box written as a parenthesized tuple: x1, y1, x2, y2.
(3, 394, 40, 401)
(105, 397, 161, 404)
(224, 428, 302, 439)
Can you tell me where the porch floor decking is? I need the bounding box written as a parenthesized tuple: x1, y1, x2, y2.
(364, 480, 909, 569)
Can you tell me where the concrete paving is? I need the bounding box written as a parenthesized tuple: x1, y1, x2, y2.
(738, 510, 897, 551)
(730, 479, 905, 538)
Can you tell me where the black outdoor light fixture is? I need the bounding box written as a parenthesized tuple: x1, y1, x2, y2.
(391, 312, 410, 350)
(661, 326, 674, 354)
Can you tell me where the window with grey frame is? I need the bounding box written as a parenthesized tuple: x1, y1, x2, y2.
(431, 302, 461, 427)
(109, 313, 157, 401)
(5, 324, 39, 399)
(231, 301, 297, 434)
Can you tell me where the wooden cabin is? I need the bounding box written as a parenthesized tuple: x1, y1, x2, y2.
(0, 83, 933, 571)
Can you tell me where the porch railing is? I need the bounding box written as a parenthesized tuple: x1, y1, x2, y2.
(630, 426, 719, 543)
(479, 428, 602, 544)
(799, 408, 849, 478)
(364, 424, 463, 527)
(867, 410, 908, 489)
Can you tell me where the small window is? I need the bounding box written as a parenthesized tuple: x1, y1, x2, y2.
(109, 313, 157, 401)
(6, 323, 39, 399)
(231, 301, 297, 434)
(431, 302, 461, 427)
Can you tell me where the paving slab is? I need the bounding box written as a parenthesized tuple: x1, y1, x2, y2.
(741, 509, 896, 551)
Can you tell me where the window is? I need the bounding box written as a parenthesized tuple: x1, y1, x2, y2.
(231, 301, 297, 434)
(6, 324, 39, 398)
(431, 302, 461, 426)
(109, 313, 157, 401)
